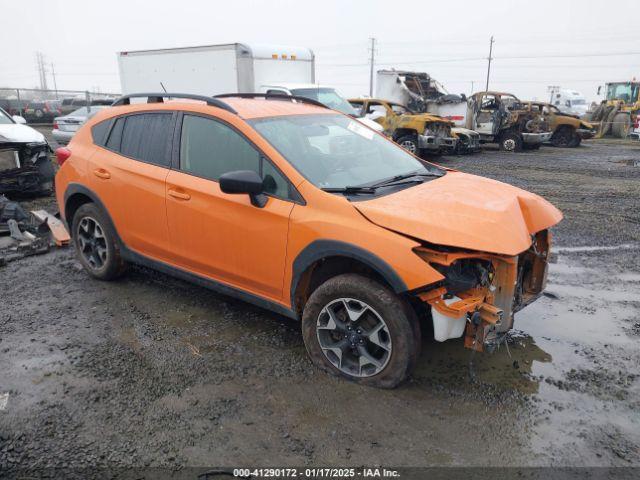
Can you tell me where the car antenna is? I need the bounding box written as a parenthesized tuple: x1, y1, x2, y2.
(160, 82, 167, 93)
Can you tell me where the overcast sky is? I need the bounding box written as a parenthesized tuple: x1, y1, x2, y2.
(1, 0, 638, 102)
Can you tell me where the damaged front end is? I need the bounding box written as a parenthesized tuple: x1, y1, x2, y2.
(0, 141, 54, 195)
(414, 230, 551, 352)
(418, 121, 457, 154)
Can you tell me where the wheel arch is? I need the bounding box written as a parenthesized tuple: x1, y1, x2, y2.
(392, 128, 419, 141)
(63, 183, 121, 244)
(290, 240, 408, 318)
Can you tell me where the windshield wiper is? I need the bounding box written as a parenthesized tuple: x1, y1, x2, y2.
(368, 170, 443, 189)
(322, 186, 377, 194)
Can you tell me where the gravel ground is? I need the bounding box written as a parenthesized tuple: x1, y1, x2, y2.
(1, 137, 639, 476)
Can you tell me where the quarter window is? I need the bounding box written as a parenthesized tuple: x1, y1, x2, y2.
(91, 119, 113, 146)
(106, 117, 124, 151)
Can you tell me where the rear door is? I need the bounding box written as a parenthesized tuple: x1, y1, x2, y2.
(165, 112, 295, 301)
(87, 112, 175, 262)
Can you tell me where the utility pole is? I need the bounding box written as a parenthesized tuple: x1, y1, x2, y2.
(51, 62, 58, 99)
(485, 36, 494, 92)
(471, 81, 475, 95)
(35, 52, 48, 91)
(368, 37, 376, 97)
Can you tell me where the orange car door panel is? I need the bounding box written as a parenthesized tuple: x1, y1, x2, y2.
(166, 171, 293, 299)
(166, 113, 294, 301)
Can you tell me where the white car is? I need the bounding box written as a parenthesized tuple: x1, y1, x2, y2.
(52, 106, 108, 145)
(0, 107, 53, 194)
(258, 83, 385, 133)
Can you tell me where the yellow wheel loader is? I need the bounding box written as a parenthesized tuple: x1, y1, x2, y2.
(588, 81, 640, 138)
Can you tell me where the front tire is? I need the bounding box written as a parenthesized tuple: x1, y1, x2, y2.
(301, 274, 421, 389)
(396, 134, 419, 156)
(72, 203, 127, 280)
(612, 113, 631, 138)
(499, 132, 523, 152)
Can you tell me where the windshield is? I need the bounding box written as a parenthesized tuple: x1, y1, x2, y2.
(290, 88, 359, 116)
(606, 83, 639, 104)
(250, 113, 443, 190)
(0, 108, 14, 125)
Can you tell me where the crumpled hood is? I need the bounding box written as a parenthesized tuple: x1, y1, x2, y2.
(0, 123, 46, 143)
(404, 113, 452, 125)
(354, 171, 563, 256)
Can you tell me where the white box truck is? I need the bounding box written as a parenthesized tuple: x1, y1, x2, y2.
(117, 43, 315, 95)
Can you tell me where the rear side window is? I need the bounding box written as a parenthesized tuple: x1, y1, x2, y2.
(91, 119, 113, 146)
(118, 113, 173, 167)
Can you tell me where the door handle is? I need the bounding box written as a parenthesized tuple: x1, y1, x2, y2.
(168, 188, 191, 201)
(93, 168, 111, 179)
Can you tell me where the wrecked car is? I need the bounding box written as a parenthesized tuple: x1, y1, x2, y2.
(0, 107, 54, 196)
(349, 98, 457, 155)
(522, 101, 595, 147)
(461, 92, 553, 152)
(376, 70, 552, 152)
(56, 92, 562, 388)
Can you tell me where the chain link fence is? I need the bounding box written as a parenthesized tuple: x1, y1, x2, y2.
(0, 88, 120, 125)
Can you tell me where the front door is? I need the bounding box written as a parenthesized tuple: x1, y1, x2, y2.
(165, 113, 295, 302)
(475, 94, 498, 135)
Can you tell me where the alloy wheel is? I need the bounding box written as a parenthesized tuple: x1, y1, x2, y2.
(76, 216, 108, 270)
(316, 298, 392, 377)
(400, 140, 417, 153)
(503, 138, 516, 151)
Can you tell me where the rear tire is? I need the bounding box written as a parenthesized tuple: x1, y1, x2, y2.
(72, 203, 127, 281)
(550, 126, 575, 147)
(301, 274, 421, 389)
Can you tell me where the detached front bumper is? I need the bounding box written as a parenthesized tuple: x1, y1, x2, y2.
(522, 132, 553, 144)
(577, 128, 596, 140)
(418, 134, 457, 151)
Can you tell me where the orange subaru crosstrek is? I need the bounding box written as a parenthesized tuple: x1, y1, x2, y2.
(55, 93, 562, 388)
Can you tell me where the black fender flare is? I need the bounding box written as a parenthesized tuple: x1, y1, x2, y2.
(290, 239, 409, 314)
(63, 183, 122, 244)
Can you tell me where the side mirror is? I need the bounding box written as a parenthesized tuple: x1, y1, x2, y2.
(219, 170, 267, 207)
(12, 115, 26, 124)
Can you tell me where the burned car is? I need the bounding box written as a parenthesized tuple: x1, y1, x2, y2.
(376, 70, 552, 152)
(349, 98, 457, 156)
(464, 92, 553, 151)
(522, 101, 595, 147)
(0, 108, 54, 196)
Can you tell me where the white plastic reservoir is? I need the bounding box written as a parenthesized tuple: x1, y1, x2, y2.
(432, 296, 468, 342)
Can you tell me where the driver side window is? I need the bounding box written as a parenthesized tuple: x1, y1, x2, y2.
(179, 114, 292, 200)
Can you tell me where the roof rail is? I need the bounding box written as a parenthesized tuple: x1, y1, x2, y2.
(111, 93, 237, 114)
(214, 92, 328, 110)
